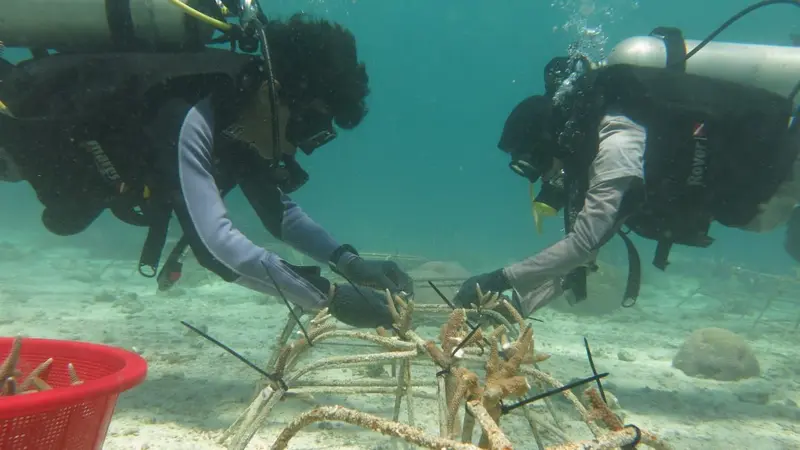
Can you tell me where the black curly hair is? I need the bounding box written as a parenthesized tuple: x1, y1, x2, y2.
(265, 14, 370, 129)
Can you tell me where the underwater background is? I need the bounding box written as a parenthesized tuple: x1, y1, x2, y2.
(2, 0, 800, 449)
(1, 0, 798, 274)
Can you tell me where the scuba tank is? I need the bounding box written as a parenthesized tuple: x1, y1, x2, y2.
(0, 0, 289, 289)
(534, 0, 800, 234)
(604, 36, 800, 107)
(0, 0, 226, 52)
(531, 0, 800, 307)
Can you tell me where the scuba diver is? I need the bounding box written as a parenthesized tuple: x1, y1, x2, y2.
(0, 2, 412, 329)
(453, 0, 800, 317)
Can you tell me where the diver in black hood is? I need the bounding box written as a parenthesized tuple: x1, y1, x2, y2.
(0, 8, 412, 329)
(453, 7, 800, 317)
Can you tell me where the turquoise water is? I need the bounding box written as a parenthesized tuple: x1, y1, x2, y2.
(1, 1, 800, 449)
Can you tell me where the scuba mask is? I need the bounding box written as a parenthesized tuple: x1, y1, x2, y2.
(285, 105, 338, 155)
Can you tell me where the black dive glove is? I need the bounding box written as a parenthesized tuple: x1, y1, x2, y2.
(281, 262, 332, 294)
(281, 262, 393, 329)
(327, 284, 395, 329)
(454, 269, 512, 309)
(784, 206, 800, 263)
(330, 245, 414, 295)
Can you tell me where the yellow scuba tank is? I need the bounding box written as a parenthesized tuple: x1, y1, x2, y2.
(0, 0, 230, 53)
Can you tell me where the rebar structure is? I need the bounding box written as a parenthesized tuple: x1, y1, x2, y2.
(217, 287, 673, 450)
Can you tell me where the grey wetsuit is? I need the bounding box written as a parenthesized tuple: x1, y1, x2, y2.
(148, 96, 340, 310)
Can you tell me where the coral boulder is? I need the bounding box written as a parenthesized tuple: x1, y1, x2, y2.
(672, 327, 760, 381)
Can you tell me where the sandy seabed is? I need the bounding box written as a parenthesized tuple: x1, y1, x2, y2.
(1, 234, 799, 450)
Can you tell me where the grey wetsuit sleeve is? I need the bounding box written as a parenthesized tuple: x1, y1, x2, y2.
(222, 138, 343, 265)
(503, 111, 646, 316)
(279, 194, 342, 264)
(158, 98, 329, 310)
(503, 178, 633, 314)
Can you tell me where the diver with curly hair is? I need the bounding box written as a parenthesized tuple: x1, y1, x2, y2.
(0, 10, 411, 329)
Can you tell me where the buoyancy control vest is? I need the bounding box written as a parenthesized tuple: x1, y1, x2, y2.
(0, 49, 264, 276)
(555, 49, 799, 306)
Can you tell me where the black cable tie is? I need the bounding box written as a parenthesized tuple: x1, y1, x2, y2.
(180, 321, 287, 390)
(435, 368, 451, 378)
(621, 424, 642, 449)
(450, 324, 482, 357)
(500, 372, 609, 415)
(583, 336, 607, 404)
(263, 264, 312, 346)
(429, 281, 479, 328)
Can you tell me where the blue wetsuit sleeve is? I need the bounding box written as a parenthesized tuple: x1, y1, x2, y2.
(153, 97, 329, 310)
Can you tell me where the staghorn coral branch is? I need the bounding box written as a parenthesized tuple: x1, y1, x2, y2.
(446, 367, 479, 438)
(67, 363, 83, 385)
(18, 357, 52, 392)
(441, 308, 468, 355)
(465, 400, 513, 450)
(501, 298, 527, 330)
(386, 290, 414, 337)
(270, 405, 482, 450)
(222, 286, 672, 450)
(0, 336, 21, 381)
(585, 387, 624, 430)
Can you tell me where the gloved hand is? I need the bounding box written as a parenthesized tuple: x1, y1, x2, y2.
(281, 262, 332, 295)
(327, 283, 395, 329)
(280, 260, 396, 328)
(330, 245, 414, 295)
(453, 268, 512, 309)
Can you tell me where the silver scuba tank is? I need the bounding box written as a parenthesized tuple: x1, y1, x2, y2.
(0, 0, 220, 52)
(604, 36, 800, 106)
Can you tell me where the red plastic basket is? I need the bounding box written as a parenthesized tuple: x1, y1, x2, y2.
(0, 337, 148, 450)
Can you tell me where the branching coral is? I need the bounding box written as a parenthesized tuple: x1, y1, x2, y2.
(1, 336, 83, 396)
(219, 288, 672, 450)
